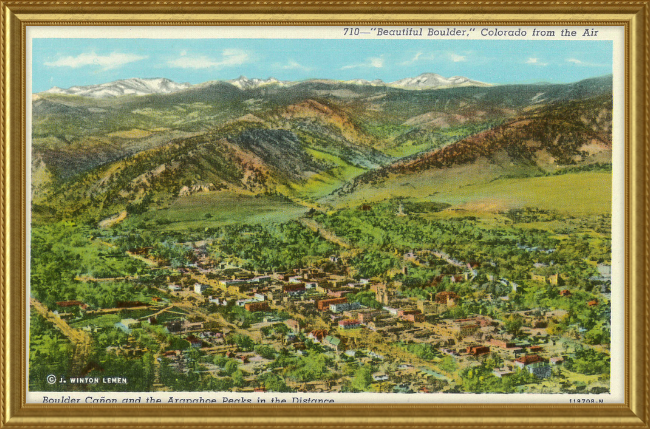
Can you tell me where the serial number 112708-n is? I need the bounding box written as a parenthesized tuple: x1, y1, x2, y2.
(569, 399, 604, 403)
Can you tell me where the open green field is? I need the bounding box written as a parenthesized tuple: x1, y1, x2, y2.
(278, 148, 367, 201)
(383, 141, 435, 158)
(70, 314, 121, 329)
(328, 169, 611, 217)
(438, 172, 611, 216)
(125, 191, 310, 231)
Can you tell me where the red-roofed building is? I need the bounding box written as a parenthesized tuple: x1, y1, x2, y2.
(317, 297, 347, 311)
(244, 301, 269, 312)
(466, 346, 491, 356)
(338, 319, 360, 329)
(307, 330, 328, 343)
(283, 284, 306, 295)
(514, 354, 545, 369)
(435, 291, 459, 305)
(560, 289, 572, 297)
(587, 299, 599, 307)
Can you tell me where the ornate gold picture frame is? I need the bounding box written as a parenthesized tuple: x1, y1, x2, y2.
(1, 1, 648, 427)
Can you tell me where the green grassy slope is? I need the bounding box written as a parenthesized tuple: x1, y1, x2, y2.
(123, 192, 310, 231)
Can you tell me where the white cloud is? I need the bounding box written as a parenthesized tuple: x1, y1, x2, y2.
(401, 52, 435, 65)
(341, 56, 384, 70)
(167, 49, 249, 69)
(280, 59, 312, 71)
(526, 57, 548, 66)
(566, 58, 608, 67)
(44, 51, 146, 70)
(450, 53, 466, 62)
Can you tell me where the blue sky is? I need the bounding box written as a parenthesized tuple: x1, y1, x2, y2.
(32, 38, 613, 92)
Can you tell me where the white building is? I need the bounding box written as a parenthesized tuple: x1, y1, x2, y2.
(526, 362, 552, 378)
(383, 306, 399, 316)
(372, 372, 389, 381)
(194, 283, 209, 294)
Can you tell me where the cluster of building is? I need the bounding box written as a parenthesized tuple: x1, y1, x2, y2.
(58, 240, 611, 394)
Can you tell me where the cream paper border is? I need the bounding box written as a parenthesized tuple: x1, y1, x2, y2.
(25, 24, 626, 405)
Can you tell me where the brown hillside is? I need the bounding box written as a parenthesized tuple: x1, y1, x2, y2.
(344, 94, 612, 191)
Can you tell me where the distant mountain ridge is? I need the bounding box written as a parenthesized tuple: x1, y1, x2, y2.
(39, 73, 491, 98)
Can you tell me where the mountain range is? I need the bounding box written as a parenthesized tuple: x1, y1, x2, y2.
(31, 73, 613, 225)
(39, 73, 490, 99)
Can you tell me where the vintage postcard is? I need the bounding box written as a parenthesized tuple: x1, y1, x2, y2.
(26, 24, 625, 404)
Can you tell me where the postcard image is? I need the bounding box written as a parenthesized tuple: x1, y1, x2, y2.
(26, 25, 625, 404)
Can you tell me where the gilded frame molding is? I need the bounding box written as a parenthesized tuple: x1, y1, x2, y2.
(1, 2, 647, 427)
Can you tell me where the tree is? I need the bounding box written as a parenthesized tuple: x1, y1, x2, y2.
(258, 373, 292, 392)
(232, 370, 245, 388)
(224, 360, 239, 375)
(351, 366, 373, 392)
(439, 356, 458, 373)
(565, 348, 610, 376)
(505, 315, 523, 337)
(254, 345, 277, 360)
(229, 334, 255, 351)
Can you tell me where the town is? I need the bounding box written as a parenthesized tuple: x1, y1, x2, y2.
(29, 200, 612, 395)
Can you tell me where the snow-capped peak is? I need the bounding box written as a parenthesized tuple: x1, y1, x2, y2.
(342, 78, 386, 86)
(42, 78, 193, 98)
(389, 73, 489, 90)
(39, 73, 490, 99)
(227, 76, 285, 90)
